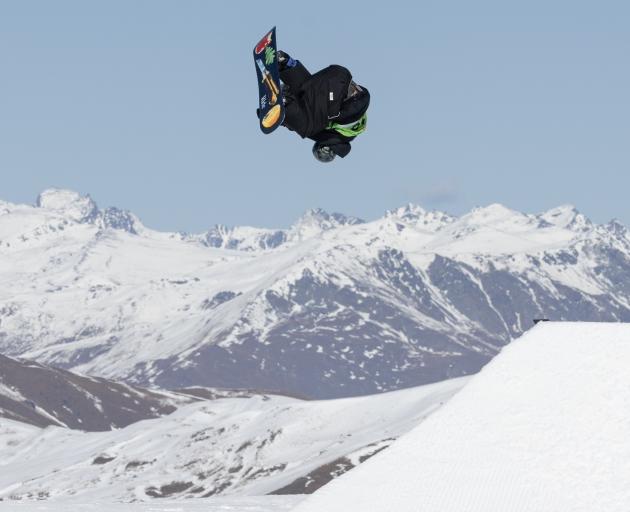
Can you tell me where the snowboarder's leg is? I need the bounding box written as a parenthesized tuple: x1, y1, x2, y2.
(282, 99, 310, 136)
(278, 51, 311, 90)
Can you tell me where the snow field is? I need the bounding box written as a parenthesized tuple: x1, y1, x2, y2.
(0, 378, 467, 502)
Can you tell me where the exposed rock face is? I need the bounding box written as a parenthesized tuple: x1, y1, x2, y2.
(0, 353, 190, 430)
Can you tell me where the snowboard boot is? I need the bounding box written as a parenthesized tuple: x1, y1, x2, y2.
(278, 50, 297, 71)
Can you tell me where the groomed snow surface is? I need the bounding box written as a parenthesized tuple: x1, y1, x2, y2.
(294, 322, 630, 512)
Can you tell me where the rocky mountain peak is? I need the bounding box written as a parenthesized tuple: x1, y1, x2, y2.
(540, 204, 592, 231)
(387, 203, 454, 232)
(34, 189, 139, 234)
(606, 219, 628, 239)
(387, 203, 427, 221)
(289, 208, 364, 241)
(299, 208, 364, 226)
(36, 189, 98, 223)
(200, 224, 287, 251)
(465, 203, 525, 224)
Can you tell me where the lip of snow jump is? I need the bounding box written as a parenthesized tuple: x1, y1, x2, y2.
(292, 321, 630, 512)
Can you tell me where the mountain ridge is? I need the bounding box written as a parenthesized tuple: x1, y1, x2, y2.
(0, 352, 192, 430)
(2, 189, 630, 398)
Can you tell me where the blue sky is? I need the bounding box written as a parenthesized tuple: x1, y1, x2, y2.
(1, 1, 628, 232)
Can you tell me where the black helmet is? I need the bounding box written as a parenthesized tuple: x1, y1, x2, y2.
(312, 143, 336, 163)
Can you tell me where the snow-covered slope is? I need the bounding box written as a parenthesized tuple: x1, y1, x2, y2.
(0, 377, 466, 502)
(0, 497, 304, 512)
(2, 189, 630, 398)
(293, 322, 630, 512)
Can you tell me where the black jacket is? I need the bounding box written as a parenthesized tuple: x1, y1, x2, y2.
(280, 63, 370, 157)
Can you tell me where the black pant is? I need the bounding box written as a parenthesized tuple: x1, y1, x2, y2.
(280, 61, 311, 92)
(279, 62, 354, 139)
(279, 61, 313, 137)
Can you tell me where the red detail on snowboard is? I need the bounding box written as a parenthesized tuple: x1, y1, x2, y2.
(255, 31, 273, 55)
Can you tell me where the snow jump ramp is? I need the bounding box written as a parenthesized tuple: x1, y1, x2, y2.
(293, 322, 630, 512)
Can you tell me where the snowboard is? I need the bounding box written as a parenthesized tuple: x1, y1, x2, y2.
(254, 27, 285, 134)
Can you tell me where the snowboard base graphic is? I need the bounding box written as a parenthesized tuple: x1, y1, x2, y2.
(254, 27, 285, 134)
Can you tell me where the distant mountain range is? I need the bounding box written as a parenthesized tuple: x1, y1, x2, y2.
(2, 189, 630, 398)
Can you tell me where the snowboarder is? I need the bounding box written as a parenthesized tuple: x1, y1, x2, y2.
(276, 51, 370, 163)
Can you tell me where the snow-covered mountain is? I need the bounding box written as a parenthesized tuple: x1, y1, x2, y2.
(2, 189, 630, 398)
(189, 208, 364, 251)
(0, 377, 466, 502)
